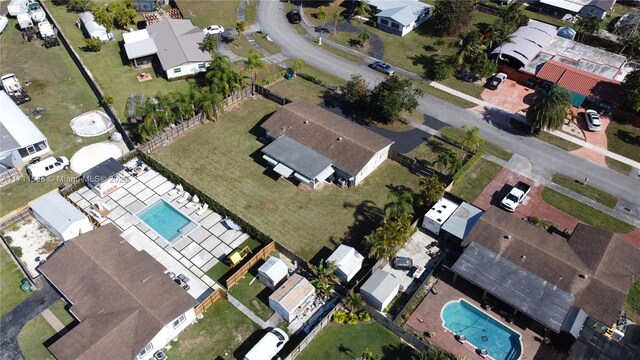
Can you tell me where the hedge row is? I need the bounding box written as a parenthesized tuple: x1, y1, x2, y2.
(138, 152, 275, 246)
(453, 149, 485, 183)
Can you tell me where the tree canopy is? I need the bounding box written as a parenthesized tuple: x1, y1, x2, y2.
(431, 0, 474, 37)
(369, 75, 423, 124)
(622, 69, 640, 113)
(526, 85, 572, 131)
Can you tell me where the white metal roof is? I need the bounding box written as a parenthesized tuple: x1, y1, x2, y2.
(122, 29, 149, 44)
(258, 257, 288, 282)
(30, 192, 89, 234)
(124, 38, 158, 60)
(424, 198, 458, 226)
(540, 0, 585, 13)
(368, 0, 431, 26)
(360, 269, 400, 302)
(440, 202, 484, 240)
(0, 90, 47, 153)
(326, 245, 363, 278)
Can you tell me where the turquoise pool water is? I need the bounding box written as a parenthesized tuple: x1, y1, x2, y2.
(139, 200, 193, 242)
(442, 299, 522, 360)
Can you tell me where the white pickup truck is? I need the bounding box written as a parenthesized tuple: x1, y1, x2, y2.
(500, 181, 531, 212)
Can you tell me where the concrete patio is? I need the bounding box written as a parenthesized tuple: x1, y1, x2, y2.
(66, 158, 253, 301)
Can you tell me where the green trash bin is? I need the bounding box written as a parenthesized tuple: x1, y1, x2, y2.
(21, 278, 32, 293)
(284, 69, 294, 80)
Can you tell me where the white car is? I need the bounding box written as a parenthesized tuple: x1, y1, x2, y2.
(585, 109, 601, 131)
(26, 156, 70, 181)
(203, 25, 224, 35)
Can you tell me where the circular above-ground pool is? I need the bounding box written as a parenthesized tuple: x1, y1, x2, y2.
(70, 110, 114, 137)
(441, 299, 522, 360)
(70, 142, 124, 174)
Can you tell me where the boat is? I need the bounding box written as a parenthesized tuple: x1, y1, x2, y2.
(0, 16, 8, 34)
(27, 1, 46, 23)
(7, 0, 28, 16)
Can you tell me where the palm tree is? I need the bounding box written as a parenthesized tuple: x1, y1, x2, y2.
(461, 125, 484, 154)
(291, 58, 305, 77)
(434, 150, 462, 175)
(365, 230, 392, 260)
(357, 31, 371, 47)
(489, 25, 513, 52)
(427, 348, 450, 360)
(385, 190, 413, 220)
(343, 290, 365, 312)
(244, 50, 268, 93)
(309, 259, 338, 297)
(329, 10, 342, 36)
(206, 53, 245, 96)
(360, 348, 381, 360)
(235, 19, 249, 41)
(418, 176, 444, 207)
(455, 30, 485, 65)
(526, 85, 572, 131)
(197, 91, 224, 121)
(411, 350, 429, 360)
(201, 34, 218, 54)
(575, 15, 601, 42)
(354, 0, 371, 17)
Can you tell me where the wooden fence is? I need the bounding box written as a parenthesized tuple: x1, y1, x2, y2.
(388, 150, 437, 178)
(0, 208, 31, 232)
(138, 114, 206, 153)
(225, 241, 277, 289)
(283, 304, 341, 360)
(0, 168, 22, 188)
(195, 287, 227, 316)
(255, 85, 292, 106)
(366, 304, 430, 353)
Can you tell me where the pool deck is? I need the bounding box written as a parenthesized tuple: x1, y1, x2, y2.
(405, 272, 567, 360)
(67, 158, 253, 302)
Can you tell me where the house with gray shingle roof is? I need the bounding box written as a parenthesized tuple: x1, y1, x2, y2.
(367, 0, 432, 36)
(147, 19, 211, 79)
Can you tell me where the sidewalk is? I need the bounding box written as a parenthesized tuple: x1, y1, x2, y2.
(41, 309, 65, 332)
(227, 294, 267, 329)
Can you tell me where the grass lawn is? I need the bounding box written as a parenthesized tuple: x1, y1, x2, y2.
(541, 188, 634, 233)
(412, 81, 477, 109)
(521, 8, 568, 27)
(451, 158, 502, 202)
(284, 60, 347, 87)
(267, 77, 328, 104)
(176, 0, 240, 29)
(296, 323, 414, 360)
(164, 298, 261, 359)
(551, 174, 618, 208)
(0, 16, 111, 216)
(536, 131, 582, 152)
(228, 270, 274, 321)
(48, 300, 76, 327)
(624, 279, 640, 322)
(47, 5, 192, 119)
(18, 315, 56, 360)
(605, 156, 634, 175)
(152, 98, 421, 260)
(440, 126, 513, 161)
(301, 1, 346, 28)
(245, 1, 257, 24)
(0, 248, 32, 316)
(605, 120, 640, 163)
(251, 32, 282, 55)
(406, 137, 462, 166)
(227, 34, 258, 59)
(320, 43, 364, 63)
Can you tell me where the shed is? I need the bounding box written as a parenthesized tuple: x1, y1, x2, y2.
(360, 270, 400, 311)
(123, 29, 157, 68)
(326, 245, 364, 283)
(269, 274, 315, 322)
(440, 202, 484, 242)
(78, 11, 108, 42)
(421, 197, 459, 235)
(82, 157, 126, 197)
(30, 192, 93, 242)
(257, 257, 288, 290)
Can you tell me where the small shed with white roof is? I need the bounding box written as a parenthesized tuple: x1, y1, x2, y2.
(257, 256, 289, 290)
(360, 269, 400, 312)
(30, 192, 93, 242)
(326, 244, 364, 283)
(122, 29, 158, 68)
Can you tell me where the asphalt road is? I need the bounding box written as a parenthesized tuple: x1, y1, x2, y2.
(258, 0, 640, 221)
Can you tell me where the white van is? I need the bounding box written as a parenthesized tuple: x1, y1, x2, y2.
(244, 328, 289, 360)
(27, 156, 69, 181)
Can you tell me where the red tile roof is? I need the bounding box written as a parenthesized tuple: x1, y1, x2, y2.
(536, 60, 621, 103)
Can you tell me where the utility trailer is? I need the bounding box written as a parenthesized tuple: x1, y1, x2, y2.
(1, 74, 31, 105)
(38, 21, 59, 47)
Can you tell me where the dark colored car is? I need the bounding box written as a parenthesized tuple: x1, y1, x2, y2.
(392, 257, 413, 271)
(287, 9, 301, 24)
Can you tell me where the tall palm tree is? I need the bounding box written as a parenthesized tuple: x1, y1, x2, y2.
(354, 0, 371, 17)
(461, 125, 484, 154)
(360, 348, 381, 360)
(244, 50, 268, 93)
(343, 290, 365, 312)
(385, 190, 414, 220)
(365, 230, 392, 260)
(575, 15, 601, 42)
(455, 30, 485, 65)
(291, 58, 305, 76)
(427, 348, 450, 360)
(329, 10, 342, 36)
(526, 85, 572, 131)
(418, 176, 444, 208)
(309, 259, 338, 297)
(434, 150, 461, 175)
(357, 31, 371, 47)
(197, 91, 224, 121)
(201, 34, 219, 54)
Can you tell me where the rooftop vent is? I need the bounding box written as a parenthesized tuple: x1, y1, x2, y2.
(304, 120, 309, 124)
(504, 234, 512, 240)
(437, 210, 442, 213)
(578, 273, 588, 279)
(338, 137, 343, 141)
(521, 255, 527, 262)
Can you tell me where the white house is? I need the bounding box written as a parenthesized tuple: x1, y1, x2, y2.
(268, 274, 315, 322)
(326, 245, 364, 283)
(39, 224, 198, 360)
(77, 11, 109, 42)
(261, 100, 394, 188)
(422, 197, 459, 235)
(30, 192, 93, 242)
(367, 0, 433, 36)
(0, 90, 50, 168)
(258, 256, 289, 290)
(360, 269, 400, 311)
(147, 19, 212, 79)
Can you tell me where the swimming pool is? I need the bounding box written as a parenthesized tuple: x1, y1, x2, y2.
(139, 200, 196, 242)
(441, 299, 522, 360)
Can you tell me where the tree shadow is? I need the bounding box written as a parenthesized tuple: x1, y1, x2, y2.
(341, 200, 384, 248)
(338, 343, 355, 359)
(381, 342, 416, 359)
(617, 130, 640, 146)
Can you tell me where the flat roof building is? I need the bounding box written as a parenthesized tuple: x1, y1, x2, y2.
(269, 274, 315, 322)
(30, 192, 93, 242)
(326, 245, 364, 283)
(258, 257, 289, 290)
(360, 269, 400, 312)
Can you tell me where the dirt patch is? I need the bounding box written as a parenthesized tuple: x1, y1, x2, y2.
(3, 217, 58, 277)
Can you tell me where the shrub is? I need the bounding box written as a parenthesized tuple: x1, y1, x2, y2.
(358, 310, 371, 321)
(431, 62, 455, 81)
(11, 246, 23, 258)
(8, 223, 20, 232)
(347, 312, 359, 325)
(4, 236, 13, 245)
(316, 6, 327, 19)
(102, 95, 114, 105)
(84, 38, 103, 52)
(66, 0, 94, 12)
(332, 310, 347, 323)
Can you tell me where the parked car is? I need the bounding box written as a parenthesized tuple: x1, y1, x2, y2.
(455, 70, 480, 83)
(500, 181, 531, 212)
(392, 256, 413, 271)
(487, 73, 507, 90)
(26, 156, 69, 181)
(585, 109, 602, 131)
(370, 61, 395, 75)
(287, 9, 301, 24)
(244, 328, 288, 360)
(203, 25, 224, 35)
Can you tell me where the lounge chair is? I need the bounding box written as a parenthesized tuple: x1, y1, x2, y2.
(185, 195, 200, 209)
(168, 184, 184, 197)
(177, 192, 190, 204)
(196, 203, 209, 216)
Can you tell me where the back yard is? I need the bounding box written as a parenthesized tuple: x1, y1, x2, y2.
(0, 17, 108, 216)
(0, 247, 32, 316)
(152, 98, 422, 259)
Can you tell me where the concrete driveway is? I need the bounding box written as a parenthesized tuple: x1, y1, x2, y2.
(0, 283, 60, 360)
